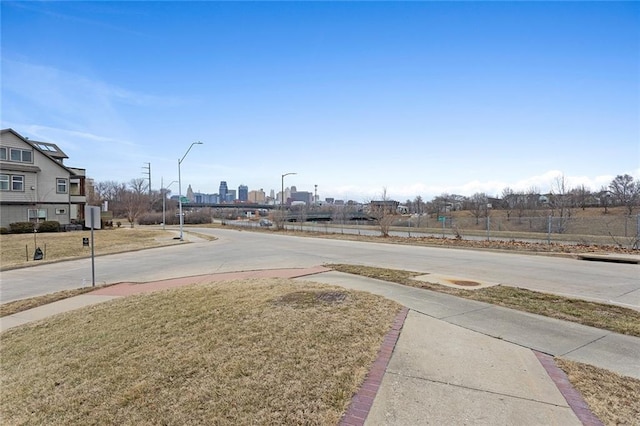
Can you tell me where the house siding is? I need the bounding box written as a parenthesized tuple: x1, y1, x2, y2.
(1, 129, 86, 229)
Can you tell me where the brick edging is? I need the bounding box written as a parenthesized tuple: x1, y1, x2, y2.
(533, 351, 604, 426)
(339, 307, 410, 426)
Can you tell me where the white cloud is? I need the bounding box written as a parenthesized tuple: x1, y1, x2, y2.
(319, 169, 639, 203)
(2, 59, 188, 133)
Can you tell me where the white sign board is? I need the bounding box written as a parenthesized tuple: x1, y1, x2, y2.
(84, 205, 101, 229)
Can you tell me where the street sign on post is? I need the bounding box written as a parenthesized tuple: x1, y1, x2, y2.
(439, 216, 446, 238)
(84, 206, 101, 286)
(85, 206, 101, 229)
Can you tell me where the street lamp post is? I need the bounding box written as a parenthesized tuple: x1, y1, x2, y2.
(178, 142, 203, 241)
(281, 172, 296, 229)
(281, 172, 297, 209)
(161, 177, 178, 230)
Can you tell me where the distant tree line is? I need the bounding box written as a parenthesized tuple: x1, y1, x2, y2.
(86, 178, 171, 227)
(401, 174, 639, 219)
(86, 174, 639, 228)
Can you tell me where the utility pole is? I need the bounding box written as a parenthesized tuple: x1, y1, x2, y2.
(142, 162, 151, 196)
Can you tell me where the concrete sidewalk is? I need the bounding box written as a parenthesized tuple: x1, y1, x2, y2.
(305, 271, 640, 381)
(365, 311, 583, 425)
(3, 267, 634, 425)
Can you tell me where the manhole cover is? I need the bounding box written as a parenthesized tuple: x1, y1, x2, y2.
(450, 280, 480, 287)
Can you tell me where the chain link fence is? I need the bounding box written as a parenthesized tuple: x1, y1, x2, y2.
(397, 214, 640, 248)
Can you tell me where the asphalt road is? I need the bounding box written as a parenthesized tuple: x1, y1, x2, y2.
(1, 227, 638, 309)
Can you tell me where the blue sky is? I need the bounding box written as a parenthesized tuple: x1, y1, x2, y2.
(2, 1, 638, 202)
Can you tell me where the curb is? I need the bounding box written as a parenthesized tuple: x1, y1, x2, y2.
(534, 351, 604, 426)
(339, 307, 410, 426)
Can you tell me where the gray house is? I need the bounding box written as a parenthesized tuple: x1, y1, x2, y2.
(0, 128, 87, 229)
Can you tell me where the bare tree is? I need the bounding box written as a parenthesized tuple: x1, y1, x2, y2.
(469, 192, 488, 225)
(609, 174, 640, 215)
(95, 180, 127, 203)
(500, 187, 514, 221)
(122, 178, 150, 227)
(599, 187, 612, 214)
(512, 190, 527, 224)
(403, 199, 413, 213)
(433, 193, 453, 216)
(569, 184, 591, 210)
(525, 186, 541, 211)
(413, 195, 424, 227)
(368, 187, 397, 237)
(272, 208, 287, 230)
(549, 175, 572, 233)
(291, 203, 308, 230)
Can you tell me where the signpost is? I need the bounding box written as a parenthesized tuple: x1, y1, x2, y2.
(438, 216, 446, 238)
(84, 205, 101, 286)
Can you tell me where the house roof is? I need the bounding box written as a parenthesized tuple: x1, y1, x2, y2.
(29, 140, 69, 160)
(1, 128, 79, 176)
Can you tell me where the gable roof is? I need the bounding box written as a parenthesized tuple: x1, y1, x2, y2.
(1, 128, 77, 175)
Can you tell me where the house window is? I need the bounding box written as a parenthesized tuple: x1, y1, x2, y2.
(28, 209, 47, 222)
(57, 178, 68, 193)
(11, 175, 24, 191)
(0, 147, 6, 160)
(0, 174, 8, 191)
(9, 148, 32, 163)
(55, 208, 66, 215)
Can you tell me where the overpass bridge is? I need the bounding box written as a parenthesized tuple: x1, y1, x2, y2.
(179, 203, 374, 222)
(284, 212, 374, 222)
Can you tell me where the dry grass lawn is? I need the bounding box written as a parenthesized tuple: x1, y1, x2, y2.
(0, 227, 182, 270)
(0, 279, 400, 425)
(326, 264, 640, 337)
(557, 359, 640, 426)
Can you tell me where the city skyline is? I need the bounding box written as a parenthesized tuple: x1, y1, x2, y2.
(2, 2, 638, 202)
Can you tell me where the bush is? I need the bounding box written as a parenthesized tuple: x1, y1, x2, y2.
(9, 222, 35, 233)
(37, 221, 61, 233)
(0, 227, 8, 234)
(138, 213, 168, 226)
(137, 212, 212, 226)
(184, 211, 212, 224)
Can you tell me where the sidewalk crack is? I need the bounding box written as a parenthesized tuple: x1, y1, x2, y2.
(385, 371, 571, 409)
(560, 333, 609, 357)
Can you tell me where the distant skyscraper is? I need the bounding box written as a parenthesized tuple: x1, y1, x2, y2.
(249, 189, 266, 203)
(186, 185, 195, 202)
(238, 184, 248, 202)
(219, 181, 228, 203)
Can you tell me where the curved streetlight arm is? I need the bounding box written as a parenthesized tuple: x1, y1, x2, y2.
(281, 172, 297, 209)
(180, 141, 203, 164)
